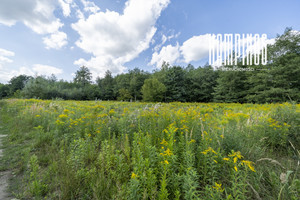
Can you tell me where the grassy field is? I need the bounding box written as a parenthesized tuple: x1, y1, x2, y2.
(0, 99, 299, 199)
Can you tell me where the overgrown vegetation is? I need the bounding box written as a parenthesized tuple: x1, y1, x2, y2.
(0, 28, 300, 103)
(0, 99, 299, 199)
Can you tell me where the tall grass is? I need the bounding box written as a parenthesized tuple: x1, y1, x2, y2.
(0, 99, 299, 199)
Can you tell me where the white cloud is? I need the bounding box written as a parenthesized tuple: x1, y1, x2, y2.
(58, 0, 73, 17)
(72, 0, 170, 77)
(180, 34, 212, 63)
(0, 0, 62, 34)
(0, 48, 15, 65)
(0, 0, 67, 49)
(81, 0, 100, 14)
(154, 32, 180, 52)
(0, 67, 35, 83)
(150, 34, 211, 68)
(150, 33, 277, 68)
(0, 48, 15, 82)
(150, 43, 180, 68)
(0, 61, 63, 83)
(43, 31, 68, 49)
(32, 64, 63, 76)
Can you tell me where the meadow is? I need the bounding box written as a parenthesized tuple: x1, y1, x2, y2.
(0, 99, 299, 199)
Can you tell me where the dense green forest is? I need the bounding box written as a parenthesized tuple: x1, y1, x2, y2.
(1, 28, 299, 103)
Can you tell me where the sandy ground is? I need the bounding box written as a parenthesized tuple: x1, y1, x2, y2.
(0, 134, 10, 200)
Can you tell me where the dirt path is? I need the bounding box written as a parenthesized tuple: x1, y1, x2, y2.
(0, 134, 10, 200)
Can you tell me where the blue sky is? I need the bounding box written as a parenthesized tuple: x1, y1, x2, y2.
(0, 0, 299, 83)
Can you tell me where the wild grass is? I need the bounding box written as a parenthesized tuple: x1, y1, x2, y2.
(0, 99, 299, 199)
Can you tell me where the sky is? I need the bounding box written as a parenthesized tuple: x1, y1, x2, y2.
(0, 0, 300, 83)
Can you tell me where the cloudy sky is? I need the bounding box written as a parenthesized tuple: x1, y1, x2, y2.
(0, 0, 299, 83)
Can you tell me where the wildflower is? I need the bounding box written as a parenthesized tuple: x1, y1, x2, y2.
(63, 109, 70, 113)
(242, 160, 256, 172)
(229, 151, 243, 159)
(234, 157, 238, 163)
(55, 120, 65, 125)
(164, 148, 172, 156)
(109, 109, 115, 115)
(131, 172, 138, 179)
(234, 166, 238, 172)
(164, 160, 169, 165)
(58, 114, 68, 119)
(213, 182, 223, 192)
(35, 115, 41, 117)
(160, 138, 168, 146)
(190, 139, 196, 143)
(201, 147, 217, 155)
(223, 157, 229, 161)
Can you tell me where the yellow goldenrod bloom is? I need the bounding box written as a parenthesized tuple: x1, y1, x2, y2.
(131, 172, 138, 179)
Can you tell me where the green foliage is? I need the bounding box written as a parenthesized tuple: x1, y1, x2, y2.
(27, 155, 48, 197)
(163, 66, 187, 102)
(73, 66, 92, 86)
(0, 83, 10, 98)
(8, 74, 31, 96)
(214, 67, 249, 103)
(142, 78, 166, 102)
(118, 88, 133, 101)
(1, 100, 300, 199)
(97, 70, 115, 100)
(186, 65, 218, 102)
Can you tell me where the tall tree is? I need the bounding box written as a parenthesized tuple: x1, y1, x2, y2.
(97, 70, 115, 100)
(163, 66, 186, 102)
(142, 78, 166, 102)
(0, 84, 10, 98)
(73, 66, 92, 86)
(129, 68, 150, 101)
(9, 75, 31, 96)
(213, 67, 249, 103)
(186, 66, 218, 102)
(246, 28, 300, 102)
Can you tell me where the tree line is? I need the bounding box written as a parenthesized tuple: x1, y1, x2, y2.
(0, 28, 299, 103)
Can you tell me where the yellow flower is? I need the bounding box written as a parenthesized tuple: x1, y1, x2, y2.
(220, 134, 224, 139)
(234, 157, 238, 163)
(164, 160, 169, 165)
(164, 148, 172, 156)
(213, 182, 223, 192)
(229, 151, 243, 159)
(131, 172, 138, 179)
(160, 138, 168, 146)
(109, 109, 115, 115)
(190, 139, 196, 143)
(35, 115, 41, 117)
(242, 160, 256, 172)
(223, 157, 229, 161)
(58, 114, 68, 119)
(55, 119, 65, 125)
(201, 147, 217, 155)
(234, 166, 238, 172)
(63, 109, 70, 113)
